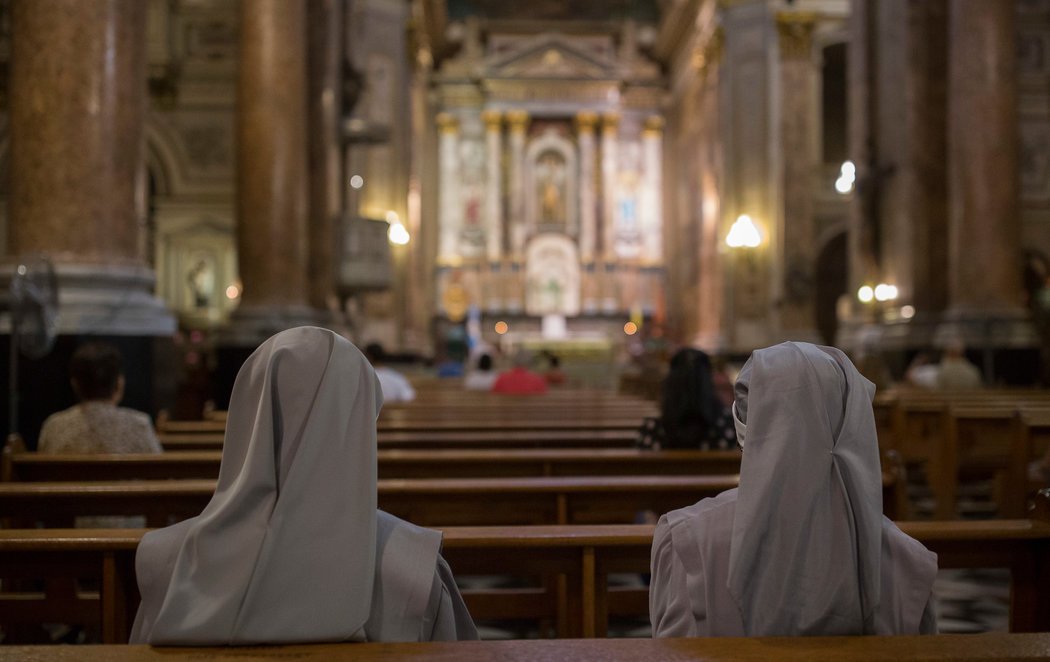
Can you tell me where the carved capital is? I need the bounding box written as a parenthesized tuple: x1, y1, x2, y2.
(436, 112, 460, 134)
(575, 110, 599, 133)
(643, 115, 665, 136)
(601, 111, 620, 133)
(776, 12, 817, 60)
(481, 109, 502, 130)
(506, 109, 530, 133)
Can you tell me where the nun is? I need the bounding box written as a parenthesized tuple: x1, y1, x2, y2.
(650, 342, 937, 637)
(130, 327, 477, 644)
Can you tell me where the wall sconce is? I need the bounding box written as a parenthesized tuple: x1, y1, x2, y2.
(385, 210, 410, 245)
(726, 214, 762, 249)
(835, 161, 855, 194)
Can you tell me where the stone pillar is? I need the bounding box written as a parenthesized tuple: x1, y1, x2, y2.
(641, 115, 664, 264)
(601, 112, 620, 259)
(482, 109, 503, 261)
(774, 12, 820, 342)
(838, 0, 880, 348)
(230, 0, 315, 340)
(507, 110, 529, 257)
(941, 0, 1027, 345)
(576, 111, 599, 262)
(6, 0, 173, 335)
(885, 0, 949, 347)
(306, 0, 344, 314)
(436, 112, 461, 263)
(5, 0, 174, 441)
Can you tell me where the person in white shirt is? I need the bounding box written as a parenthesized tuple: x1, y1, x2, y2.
(463, 353, 498, 391)
(365, 343, 416, 403)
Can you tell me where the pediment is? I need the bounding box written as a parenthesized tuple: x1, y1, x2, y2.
(486, 34, 620, 80)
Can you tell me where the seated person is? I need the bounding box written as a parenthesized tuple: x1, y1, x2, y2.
(492, 352, 548, 395)
(936, 339, 982, 390)
(364, 342, 416, 403)
(463, 353, 498, 391)
(650, 342, 937, 637)
(638, 348, 735, 451)
(38, 342, 161, 454)
(543, 354, 567, 386)
(131, 327, 477, 644)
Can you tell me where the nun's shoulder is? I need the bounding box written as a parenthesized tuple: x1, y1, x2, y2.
(659, 488, 738, 533)
(880, 515, 938, 566)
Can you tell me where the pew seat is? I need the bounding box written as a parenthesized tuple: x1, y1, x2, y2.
(1, 511, 1048, 642)
(5, 635, 1050, 661)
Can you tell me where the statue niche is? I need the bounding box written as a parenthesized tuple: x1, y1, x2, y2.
(524, 129, 578, 238)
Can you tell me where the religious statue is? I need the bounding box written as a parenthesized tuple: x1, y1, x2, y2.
(187, 258, 215, 309)
(536, 152, 566, 224)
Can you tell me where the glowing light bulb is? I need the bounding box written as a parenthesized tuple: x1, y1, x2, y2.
(857, 285, 874, 303)
(726, 215, 761, 248)
(494, 321, 509, 335)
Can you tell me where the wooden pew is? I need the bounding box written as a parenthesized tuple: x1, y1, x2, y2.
(2, 448, 746, 482)
(0, 470, 906, 528)
(0, 476, 738, 528)
(160, 429, 642, 452)
(4, 635, 1050, 661)
(883, 390, 1050, 518)
(1, 498, 1047, 642)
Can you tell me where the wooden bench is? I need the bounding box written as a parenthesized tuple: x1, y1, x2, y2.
(881, 391, 1050, 518)
(1, 497, 1047, 642)
(0, 476, 739, 528)
(4, 635, 1050, 661)
(2, 448, 745, 482)
(0, 469, 907, 528)
(159, 429, 642, 452)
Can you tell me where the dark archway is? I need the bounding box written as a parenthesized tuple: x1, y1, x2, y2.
(816, 230, 848, 345)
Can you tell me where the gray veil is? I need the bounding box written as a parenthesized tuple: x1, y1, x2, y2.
(132, 327, 384, 644)
(727, 342, 884, 635)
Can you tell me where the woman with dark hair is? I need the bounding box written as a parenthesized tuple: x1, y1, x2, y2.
(38, 342, 161, 454)
(639, 348, 736, 450)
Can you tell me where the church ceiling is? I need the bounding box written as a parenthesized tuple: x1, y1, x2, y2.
(447, 0, 660, 23)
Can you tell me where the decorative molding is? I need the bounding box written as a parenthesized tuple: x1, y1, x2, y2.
(506, 109, 530, 133)
(481, 108, 503, 130)
(436, 112, 460, 134)
(643, 115, 666, 135)
(776, 12, 817, 60)
(575, 110, 599, 133)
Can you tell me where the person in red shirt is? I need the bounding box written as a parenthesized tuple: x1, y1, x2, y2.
(492, 353, 548, 394)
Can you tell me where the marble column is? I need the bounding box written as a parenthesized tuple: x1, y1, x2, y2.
(601, 112, 620, 259)
(229, 0, 315, 343)
(885, 0, 949, 348)
(6, 0, 172, 335)
(436, 112, 462, 263)
(838, 0, 880, 348)
(941, 0, 1032, 347)
(507, 110, 530, 257)
(641, 115, 664, 264)
(482, 109, 503, 261)
(306, 0, 344, 314)
(774, 12, 820, 342)
(576, 111, 599, 262)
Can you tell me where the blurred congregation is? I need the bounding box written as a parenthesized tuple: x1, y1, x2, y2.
(1, 0, 1050, 659)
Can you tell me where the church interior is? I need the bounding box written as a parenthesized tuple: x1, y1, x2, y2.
(1, 0, 1050, 657)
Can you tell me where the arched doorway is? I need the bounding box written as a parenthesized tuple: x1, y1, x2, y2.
(816, 230, 848, 345)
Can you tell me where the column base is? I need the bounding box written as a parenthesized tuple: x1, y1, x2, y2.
(934, 307, 1038, 349)
(0, 262, 175, 336)
(214, 304, 328, 409)
(219, 303, 326, 347)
